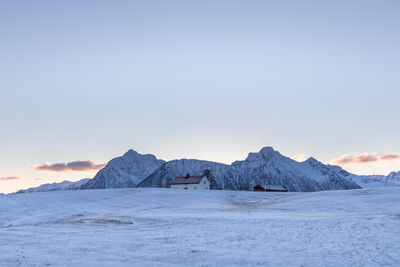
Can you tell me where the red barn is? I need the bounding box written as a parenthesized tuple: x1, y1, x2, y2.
(253, 184, 288, 192)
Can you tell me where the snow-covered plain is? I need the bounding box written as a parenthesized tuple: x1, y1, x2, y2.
(1, 187, 400, 266)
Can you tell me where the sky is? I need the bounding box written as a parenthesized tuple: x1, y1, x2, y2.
(1, 0, 399, 194)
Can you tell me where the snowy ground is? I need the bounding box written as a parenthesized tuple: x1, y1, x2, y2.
(1, 188, 400, 266)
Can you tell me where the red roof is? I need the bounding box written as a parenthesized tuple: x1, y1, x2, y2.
(254, 184, 288, 192)
(170, 175, 206, 185)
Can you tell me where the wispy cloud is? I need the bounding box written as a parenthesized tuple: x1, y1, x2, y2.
(292, 153, 307, 162)
(380, 154, 400, 160)
(0, 176, 21, 181)
(331, 153, 400, 165)
(34, 177, 44, 181)
(29, 160, 106, 172)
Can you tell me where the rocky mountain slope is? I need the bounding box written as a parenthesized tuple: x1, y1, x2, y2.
(138, 147, 360, 192)
(80, 149, 165, 189)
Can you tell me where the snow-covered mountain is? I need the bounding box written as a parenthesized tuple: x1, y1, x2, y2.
(18, 147, 398, 194)
(328, 165, 398, 188)
(80, 149, 165, 189)
(137, 159, 240, 189)
(385, 171, 400, 184)
(138, 147, 360, 192)
(16, 178, 90, 194)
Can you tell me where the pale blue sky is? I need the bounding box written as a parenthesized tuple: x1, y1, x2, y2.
(1, 0, 399, 193)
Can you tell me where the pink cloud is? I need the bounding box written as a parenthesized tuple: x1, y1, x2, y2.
(353, 153, 378, 163)
(331, 154, 354, 165)
(331, 152, 400, 165)
(30, 160, 106, 172)
(0, 176, 21, 181)
(380, 154, 400, 161)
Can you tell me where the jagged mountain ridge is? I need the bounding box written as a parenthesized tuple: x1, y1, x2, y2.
(138, 147, 361, 192)
(16, 147, 398, 194)
(80, 149, 165, 189)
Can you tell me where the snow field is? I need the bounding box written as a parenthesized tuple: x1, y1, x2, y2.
(1, 187, 399, 266)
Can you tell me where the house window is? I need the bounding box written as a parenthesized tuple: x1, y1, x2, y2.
(204, 181, 206, 184)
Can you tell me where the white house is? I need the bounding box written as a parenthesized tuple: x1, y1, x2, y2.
(170, 174, 211, 190)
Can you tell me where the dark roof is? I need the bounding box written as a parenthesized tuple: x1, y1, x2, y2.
(170, 175, 206, 185)
(255, 184, 287, 191)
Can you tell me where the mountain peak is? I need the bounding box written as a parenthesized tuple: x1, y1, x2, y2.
(388, 170, 400, 176)
(257, 146, 284, 160)
(123, 149, 139, 157)
(259, 146, 276, 154)
(237, 146, 284, 165)
(81, 149, 165, 189)
(305, 157, 318, 163)
(386, 171, 400, 184)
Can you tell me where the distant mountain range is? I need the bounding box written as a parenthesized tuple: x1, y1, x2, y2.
(16, 178, 90, 194)
(16, 147, 400, 194)
(328, 165, 398, 188)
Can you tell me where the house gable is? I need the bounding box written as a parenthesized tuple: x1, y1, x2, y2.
(170, 174, 211, 190)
